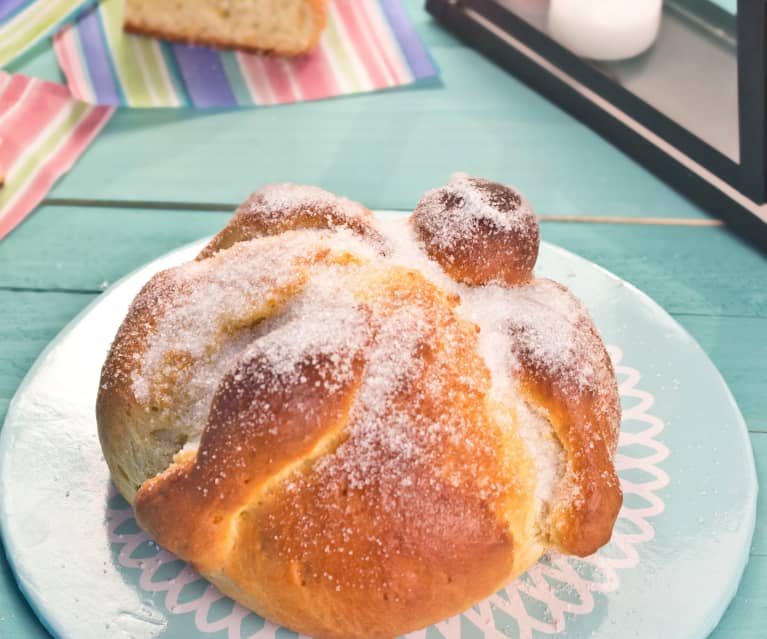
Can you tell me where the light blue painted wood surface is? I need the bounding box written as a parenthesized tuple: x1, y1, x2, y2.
(7, 4, 712, 220)
(710, 0, 737, 16)
(1, 1, 764, 637)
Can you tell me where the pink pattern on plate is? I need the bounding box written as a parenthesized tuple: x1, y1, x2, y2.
(107, 345, 669, 639)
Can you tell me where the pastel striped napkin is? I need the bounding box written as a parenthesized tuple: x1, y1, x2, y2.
(0, 72, 113, 240)
(0, 0, 94, 67)
(54, 0, 436, 108)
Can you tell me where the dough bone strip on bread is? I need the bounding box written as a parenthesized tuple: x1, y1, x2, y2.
(410, 174, 622, 555)
(497, 279, 622, 555)
(97, 179, 622, 639)
(198, 182, 388, 259)
(134, 319, 368, 571)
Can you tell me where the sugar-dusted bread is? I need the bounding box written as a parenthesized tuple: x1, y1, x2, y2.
(97, 177, 622, 639)
(124, 0, 328, 56)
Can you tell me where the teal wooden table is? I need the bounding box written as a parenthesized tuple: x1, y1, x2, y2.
(1, 2, 764, 637)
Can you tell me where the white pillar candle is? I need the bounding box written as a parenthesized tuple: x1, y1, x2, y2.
(548, 0, 663, 61)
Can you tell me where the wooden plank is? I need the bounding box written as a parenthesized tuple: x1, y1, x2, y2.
(47, 45, 712, 219)
(2, 293, 761, 497)
(0, 290, 763, 637)
(3, 294, 760, 452)
(7, 36, 708, 219)
(0, 1, 759, 634)
(541, 222, 767, 319)
(0, 206, 229, 292)
(9, 0, 732, 223)
(0, 291, 96, 424)
(1, 292, 763, 451)
(545, 225, 767, 427)
(3, 211, 764, 426)
(539, 215, 723, 226)
(3, 209, 763, 315)
(4, 39, 62, 84)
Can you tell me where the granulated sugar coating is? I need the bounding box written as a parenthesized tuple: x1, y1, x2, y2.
(411, 174, 540, 286)
(412, 174, 537, 250)
(99, 179, 622, 637)
(128, 231, 375, 427)
(251, 265, 527, 592)
(243, 183, 370, 222)
(198, 183, 388, 260)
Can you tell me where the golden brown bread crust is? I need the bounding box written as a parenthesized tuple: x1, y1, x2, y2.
(411, 175, 540, 286)
(97, 235, 327, 500)
(199, 183, 387, 259)
(124, 0, 327, 57)
(134, 268, 537, 637)
(98, 178, 621, 639)
(503, 279, 622, 555)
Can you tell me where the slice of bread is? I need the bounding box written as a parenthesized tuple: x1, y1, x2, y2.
(124, 0, 328, 56)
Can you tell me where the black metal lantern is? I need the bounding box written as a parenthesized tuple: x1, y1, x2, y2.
(426, 0, 767, 247)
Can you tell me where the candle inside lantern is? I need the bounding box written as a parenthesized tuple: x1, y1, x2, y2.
(548, 0, 663, 61)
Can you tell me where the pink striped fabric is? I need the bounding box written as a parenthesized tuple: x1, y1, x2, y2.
(0, 72, 114, 240)
(289, 45, 340, 101)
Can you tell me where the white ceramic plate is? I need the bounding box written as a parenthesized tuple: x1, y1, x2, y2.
(0, 217, 757, 639)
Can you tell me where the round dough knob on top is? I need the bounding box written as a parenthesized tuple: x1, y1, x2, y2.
(411, 174, 540, 286)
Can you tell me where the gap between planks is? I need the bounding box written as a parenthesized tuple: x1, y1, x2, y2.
(539, 215, 723, 226)
(0, 285, 99, 295)
(42, 198, 724, 227)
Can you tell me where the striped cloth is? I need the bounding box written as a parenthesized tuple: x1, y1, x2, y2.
(54, 0, 436, 108)
(0, 0, 94, 68)
(0, 72, 113, 240)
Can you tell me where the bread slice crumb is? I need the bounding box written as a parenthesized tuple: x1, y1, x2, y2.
(124, 0, 328, 56)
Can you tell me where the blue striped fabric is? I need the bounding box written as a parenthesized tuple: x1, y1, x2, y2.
(0, 0, 31, 23)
